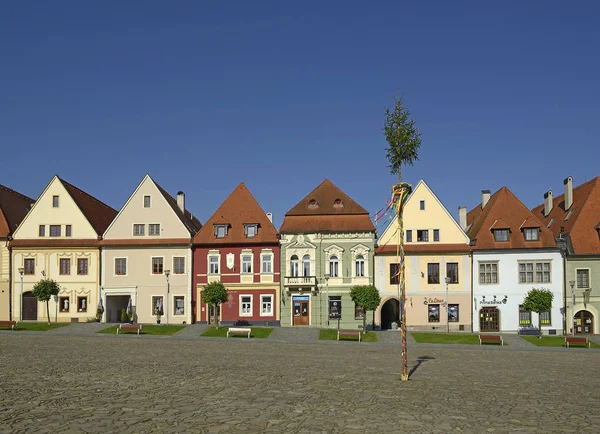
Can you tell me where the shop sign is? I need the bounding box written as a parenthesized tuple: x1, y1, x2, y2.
(480, 295, 508, 305)
(293, 296, 310, 301)
(423, 297, 445, 305)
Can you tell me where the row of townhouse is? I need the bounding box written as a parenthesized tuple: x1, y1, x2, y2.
(1, 174, 599, 335)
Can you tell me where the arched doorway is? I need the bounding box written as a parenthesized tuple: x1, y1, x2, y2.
(574, 310, 594, 334)
(22, 291, 38, 321)
(381, 298, 399, 330)
(479, 307, 499, 332)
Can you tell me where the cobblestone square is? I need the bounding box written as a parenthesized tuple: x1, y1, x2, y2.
(1, 333, 599, 433)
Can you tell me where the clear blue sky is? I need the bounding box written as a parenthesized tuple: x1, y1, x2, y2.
(2, 1, 599, 231)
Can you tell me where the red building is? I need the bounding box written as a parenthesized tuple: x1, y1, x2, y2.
(193, 183, 280, 325)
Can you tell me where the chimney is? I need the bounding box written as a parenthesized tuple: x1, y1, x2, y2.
(458, 206, 467, 232)
(481, 190, 491, 209)
(564, 176, 573, 211)
(266, 212, 273, 223)
(177, 191, 185, 213)
(544, 190, 553, 217)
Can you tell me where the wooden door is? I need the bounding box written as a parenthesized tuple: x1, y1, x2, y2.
(293, 300, 309, 326)
(574, 311, 594, 334)
(208, 304, 216, 324)
(22, 292, 37, 321)
(479, 307, 499, 332)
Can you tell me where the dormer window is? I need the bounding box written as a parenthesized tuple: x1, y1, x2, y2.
(523, 228, 539, 241)
(333, 198, 343, 208)
(308, 199, 319, 209)
(215, 225, 228, 239)
(244, 224, 258, 238)
(494, 229, 510, 242)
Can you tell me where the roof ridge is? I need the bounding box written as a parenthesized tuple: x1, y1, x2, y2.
(58, 177, 118, 213)
(569, 176, 600, 235)
(153, 180, 202, 235)
(0, 183, 35, 203)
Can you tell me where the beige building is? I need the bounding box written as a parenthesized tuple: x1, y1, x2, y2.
(101, 175, 201, 324)
(10, 176, 117, 322)
(375, 180, 472, 331)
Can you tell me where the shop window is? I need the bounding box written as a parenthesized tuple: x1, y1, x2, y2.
(328, 296, 342, 319)
(428, 304, 440, 322)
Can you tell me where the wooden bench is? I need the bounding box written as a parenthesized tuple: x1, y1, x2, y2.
(117, 323, 142, 335)
(337, 330, 361, 342)
(565, 337, 589, 348)
(227, 327, 251, 338)
(479, 335, 503, 345)
(0, 320, 18, 331)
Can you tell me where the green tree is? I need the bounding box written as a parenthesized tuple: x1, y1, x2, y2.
(384, 94, 422, 182)
(350, 285, 382, 334)
(203, 281, 228, 329)
(32, 279, 60, 325)
(522, 288, 554, 338)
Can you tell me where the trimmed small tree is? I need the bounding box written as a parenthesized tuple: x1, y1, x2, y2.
(350, 285, 382, 334)
(32, 279, 60, 325)
(203, 281, 228, 329)
(522, 288, 554, 338)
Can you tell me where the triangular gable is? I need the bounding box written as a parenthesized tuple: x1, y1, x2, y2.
(285, 179, 369, 216)
(519, 216, 541, 229)
(490, 219, 511, 230)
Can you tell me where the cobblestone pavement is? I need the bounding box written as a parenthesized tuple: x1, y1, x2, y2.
(1, 334, 599, 433)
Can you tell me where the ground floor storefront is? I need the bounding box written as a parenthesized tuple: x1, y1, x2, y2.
(15, 284, 98, 323)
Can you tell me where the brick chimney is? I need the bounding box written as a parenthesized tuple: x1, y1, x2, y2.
(481, 190, 491, 209)
(177, 191, 185, 213)
(458, 206, 467, 231)
(544, 190, 553, 217)
(564, 177, 573, 211)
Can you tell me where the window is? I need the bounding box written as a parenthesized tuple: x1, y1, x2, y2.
(115, 258, 127, 275)
(24, 258, 35, 275)
(240, 295, 252, 316)
(406, 230, 412, 242)
(355, 255, 365, 277)
(390, 263, 400, 285)
(302, 255, 311, 276)
(479, 262, 498, 284)
(419, 200, 425, 210)
(428, 304, 440, 322)
(427, 263, 440, 284)
(144, 195, 151, 208)
(39, 225, 45, 237)
(433, 229, 440, 242)
(52, 195, 59, 207)
(209, 256, 219, 275)
(308, 199, 319, 209)
(262, 254, 272, 273)
(152, 257, 164, 274)
(152, 296, 164, 316)
(133, 224, 145, 236)
(417, 230, 429, 242)
(242, 255, 252, 274)
(446, 263, 458, 284)
(448, 304, 459, 322)
(174, 296, 185, 315)
(60, 258, 71, 275)
(261, 295, 273, 316)
(355, 304, 364, 320)
(519, 305, 532, 326)
(329, 255, 339, 277)
(494, 229, 510, 242)
(290, 255, 299, 277)
(328, 296, 342, 319)
(50, 225, 61, 237)
(77, 297, 87, 312)
(524, 228, 539, 241)
(577, 269, 589, 288)
(540, 310, 551, 326)
(333, 198, 343, 208)
(244, 224, 258, 238)
(149, 224, 161, 236)
(215, 225, 228, 238)
(59, 296, 69, 312)
(518, 261, 551, 283)
(173, 257, 185, 274)
(65, 225, 72, 237)
(77, 258, 88, 275)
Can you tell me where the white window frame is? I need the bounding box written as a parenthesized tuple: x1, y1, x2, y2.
(152, 295, 164, 316)
(241, 250, 253, 274)
(173, 295, 185, 316)
(260, 294, 273, 316)
(302, 254, 311, 277)
(133, 224, 145, 236)
(523, 228, 539, 241)
(244, 224, 258, 238)
(208, 252, 220, 275)
(355, 255, 365, 277)
(479, 261, 499, 285)
(215, 225, 228, 238)
(173, 256, 185, 274)
(240, 294, 253, 317)
(329, 255, 339, 277)
(151, 256, 164, 275)
(143, 195, 151, 208)
(518, 260, 551, 284)
(261, 250, 273, 274)
(114, 257, 127, 276)
(576, 268, 590, 289)
(148, 223, 161, 236)
(290, 255, 299, 277)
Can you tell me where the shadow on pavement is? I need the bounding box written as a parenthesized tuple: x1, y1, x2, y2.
(409, 355, 435, 378)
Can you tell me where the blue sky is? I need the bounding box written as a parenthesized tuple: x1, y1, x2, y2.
(2, 1, 599, 231)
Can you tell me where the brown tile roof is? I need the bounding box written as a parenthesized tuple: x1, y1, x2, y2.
(60, 178, 118, 236)
(280, 179, 375, 233)
(376, 244, 472, 254)
(155, 182, 202, 236)
(0, 184, 36, 238)
(531, 176, 600, 255)
(10, 239, 101, 248)
(193, 182, 278, 245)
(467, 186, 556, 250)
(102, 238, 191, 247)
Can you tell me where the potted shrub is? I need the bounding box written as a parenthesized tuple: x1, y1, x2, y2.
(155, 307, 162, 325)
(121, 308, 128, 324)
(96, 307, 103, 322)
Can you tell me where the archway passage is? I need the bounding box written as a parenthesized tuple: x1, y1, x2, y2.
(106, 295, 130, 323)
(574, 310, 594, 334)
(381, 298, 400, 330)
(22, 291, 37, 320)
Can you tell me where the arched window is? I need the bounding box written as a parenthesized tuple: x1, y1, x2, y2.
(302, 255, 311, 276)
(329, 255, 339, 277)
(290, 255, 299, 277)
(355, 255, 365, 277)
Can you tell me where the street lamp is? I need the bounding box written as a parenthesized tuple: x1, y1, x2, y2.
(324, 273, 330, 327)
(445, 276, 452, 333)
(165, 269, 171, 326)
(569, 280, 576, 336)
(18, 268, 24, 321)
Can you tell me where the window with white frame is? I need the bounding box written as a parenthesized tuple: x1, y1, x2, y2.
(261, 295, 273, 316)
(479, 262, 498, 284)
(355, 255, 365, 277)
(144, 195, 151, 208)
(577, 269, 589, 288)
(209, 256, 219, 275)
(215, 225, 228, 238)
(302, 255, 311, 276)
(174, 296, 185, 315)
(133, 224, 145, 236)
(524, 228, 539, 241)
(149, 224, 161, 236)
(329, 255, 339, 277)
(152, 257, 164, 274)
(173, 257, 185, 274)
(518, 261, 551, 283)
(406, 230, 412, 242)
(115, 258, 127, 275)
(242, 255, 252, 274)
(261, 253, 272, 273)
(417, 229, 428, 242)
(244, 224, 258, 238)
(240, 295, 252, 316)
(290, 255, 299, 277)
(493, 229, 510, 242)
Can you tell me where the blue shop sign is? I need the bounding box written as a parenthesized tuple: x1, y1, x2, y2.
(293, 296, 310, 301)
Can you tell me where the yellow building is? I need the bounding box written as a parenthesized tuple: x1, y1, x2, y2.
(374, 180, 471, 331)
(10, 176, 117, 323)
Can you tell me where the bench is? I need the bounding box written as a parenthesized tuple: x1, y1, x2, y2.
(117, 323, 142, 335)
(0, 320, 18, 331)
(337, 330, 361, 342)
(565, 337, 589, 348)
(227, 327, 251, 338)
(479, 335, 503, 345)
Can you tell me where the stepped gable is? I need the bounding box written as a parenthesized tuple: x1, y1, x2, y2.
(0, 184, 35, 238)
(193, 182, 278, 244)
(155, 182, 202, 236)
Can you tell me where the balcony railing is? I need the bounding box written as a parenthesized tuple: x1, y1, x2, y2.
(284, 276, 317, 287)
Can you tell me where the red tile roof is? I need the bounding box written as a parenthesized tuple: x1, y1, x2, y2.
(0, 184, 35, 238)
(280, 179, 375, 233)
(193, 183, 278, 245)
(467, 186, 556, 250)
(531, 176, 600, 255)
(155, 182, 202, 236)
